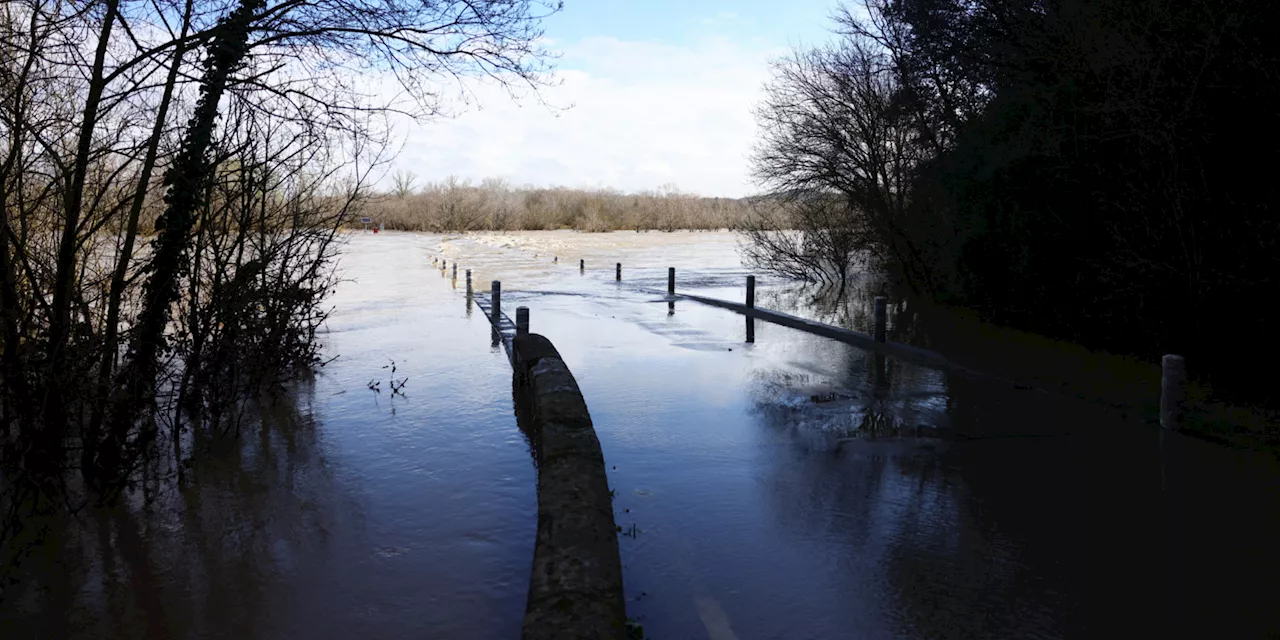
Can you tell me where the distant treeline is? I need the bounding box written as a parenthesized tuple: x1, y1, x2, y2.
(363, 176, 756, 231)
(746, 0, 1279, 405)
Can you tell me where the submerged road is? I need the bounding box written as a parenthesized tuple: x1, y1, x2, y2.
(440, 230, 1280, 640)
(5, 230, 1277, 640)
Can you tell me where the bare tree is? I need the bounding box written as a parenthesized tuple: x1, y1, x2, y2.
(432, 176, 485, 231)
(0, 0, 564, 576)
(392, 168, 417, 198)
(745, 3, 938, 293)
(478, 177, 515, 229)
(737, 193, 868, 289)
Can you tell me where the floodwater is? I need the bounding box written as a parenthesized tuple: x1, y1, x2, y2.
(3, 230, 1279, 639)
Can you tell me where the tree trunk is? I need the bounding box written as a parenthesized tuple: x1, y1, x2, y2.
(45, 0, 121, 461)
(0, 6, 44, 445)
(87, 0, 196, 484)
(100, 0, 265, 495)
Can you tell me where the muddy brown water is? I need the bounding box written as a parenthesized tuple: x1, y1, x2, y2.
(3, 230, 1278, 639)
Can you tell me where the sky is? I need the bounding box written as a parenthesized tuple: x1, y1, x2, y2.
(387, 0, 842, 199)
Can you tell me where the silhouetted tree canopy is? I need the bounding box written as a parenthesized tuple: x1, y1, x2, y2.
(750, 0, 1279, 403)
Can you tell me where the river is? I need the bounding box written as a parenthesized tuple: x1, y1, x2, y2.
(3, 230, 1278, 639)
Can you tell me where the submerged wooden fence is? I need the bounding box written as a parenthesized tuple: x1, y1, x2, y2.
(440, 253, 1188, 432)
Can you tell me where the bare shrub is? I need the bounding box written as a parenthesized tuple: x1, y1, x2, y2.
(0, 0, 560, 584)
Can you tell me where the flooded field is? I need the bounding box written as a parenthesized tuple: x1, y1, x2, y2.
(3, 230, 1279, 639)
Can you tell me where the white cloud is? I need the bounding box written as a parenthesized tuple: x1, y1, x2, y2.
(386, 35, 788, 198)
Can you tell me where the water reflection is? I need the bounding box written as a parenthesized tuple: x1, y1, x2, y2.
(742, 340, 1280, 638)
(747, 363, 1081, 639)
(750, 279, 1022, 361)
(872, 352, 888, 393)
(755, 283, 877, 335)
(511, 376, 539, 469)
(1, 386, 356, 639)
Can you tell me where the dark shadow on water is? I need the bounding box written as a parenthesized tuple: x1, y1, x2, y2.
(743, 347, 1280, 638)
(511, 375, 540, 469)
(765, 278, 1225, 440)
(0, 384, 357, 640)
(871, 353, 888, 396)
(747, 363, 1096, 638)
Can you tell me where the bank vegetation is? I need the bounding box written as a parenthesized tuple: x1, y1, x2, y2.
(0, 0, 558, 588)
(364, 176, 757, 232)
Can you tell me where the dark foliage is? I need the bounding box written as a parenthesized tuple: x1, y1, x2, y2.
(753, 0, 1279, 404)
(912, 0, 1278, 403)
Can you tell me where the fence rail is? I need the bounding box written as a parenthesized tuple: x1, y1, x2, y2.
(449, 255, 1187, 432)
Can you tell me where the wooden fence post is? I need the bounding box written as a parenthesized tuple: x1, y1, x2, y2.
(1161, 354, 1186, 430)
(516, 307, 529, 337)
(491, 281, 501, 325)
(874, 296, 887, 343)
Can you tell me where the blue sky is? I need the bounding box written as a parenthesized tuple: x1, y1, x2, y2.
(546, 1, 835, 50)
(390, 0, 843, 198)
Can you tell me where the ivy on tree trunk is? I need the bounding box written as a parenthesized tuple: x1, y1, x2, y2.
(99, 0, 266, 495)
